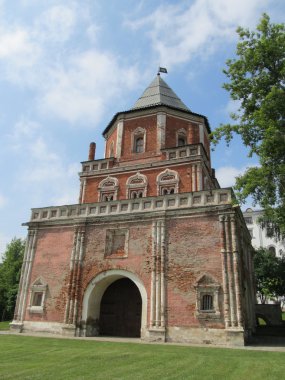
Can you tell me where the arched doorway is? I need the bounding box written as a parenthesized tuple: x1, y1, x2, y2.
(99, 278, 142, 337)
(81, 270, 147, 338)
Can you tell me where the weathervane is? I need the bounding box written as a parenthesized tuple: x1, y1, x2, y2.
(157, 67, 168, 75)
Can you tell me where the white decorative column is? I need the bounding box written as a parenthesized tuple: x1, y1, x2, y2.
(197, 163, 203, 191)
(219, 215, 230, 328)
(157, 112, 166, 152)
(199, 124, 205, 146)
(225, 216, 237, 327)
(230, 215, 243, 328)
(148, 219, 166, 341)
(192, 164, 197, 192)
(11, 229, 38, 331)
(116, 121, 124, 158)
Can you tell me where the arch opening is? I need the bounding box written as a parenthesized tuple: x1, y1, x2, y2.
(100, 278, 142, 337)
(81, 270, 147, 338)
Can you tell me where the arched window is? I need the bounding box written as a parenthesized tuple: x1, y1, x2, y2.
(126, 172, 148, 199)
(268, 246, 276, 256)
(132, 127, 146, 154)
(98, 176, 119, 202)
(157, 169, 179, 196)
(178, 136, 186, 146)
(176, 128, 187, 147)
(135, 137, 144, 153)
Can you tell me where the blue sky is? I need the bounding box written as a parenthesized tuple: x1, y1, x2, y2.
(0, 0, 284, 259)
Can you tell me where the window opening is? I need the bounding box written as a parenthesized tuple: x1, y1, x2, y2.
(33, 292, 43, 307)
(135, 137, 144, 153)
(178, 136, 186, 146)
(201, 294, 213, 311)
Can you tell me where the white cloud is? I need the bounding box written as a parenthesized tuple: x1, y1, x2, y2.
(0, 3, 140, 128)
(6, 119, 79, 205)
(126, 0, 271, 67)
(40, 50, 139, 125)
(0, 27, 40, 61)
(34, 4, 77, 43)
(215, 165, 247, 188)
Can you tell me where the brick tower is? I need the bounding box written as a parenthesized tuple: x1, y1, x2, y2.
(12, 73, 256, 345)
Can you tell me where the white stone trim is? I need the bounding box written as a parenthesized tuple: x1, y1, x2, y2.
(157, 168, 179, 195)
(28, 277, 48, 314)
(116, 121, 124, 158)
(176, 128, 187, 146)
(199, 124, 205, 146)
(98, 176, 119, 201)
(157, 112, 166, 151)
(81, 269, 148, 337)
(126, 172, 148, 198)
(194, 274, 221, 319)
(132, 127, 146, 153)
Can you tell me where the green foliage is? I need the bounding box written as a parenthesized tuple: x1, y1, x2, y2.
(0, 336, 284, 380)
(0, 238, 25, 321)
(212, 14, 285, 238)
(254, 248, 285, 303)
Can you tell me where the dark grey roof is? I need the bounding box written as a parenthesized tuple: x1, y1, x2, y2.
(132, 74, 190, 111)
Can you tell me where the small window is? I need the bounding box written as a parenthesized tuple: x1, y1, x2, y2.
(135, 137, 144, 153)
(29, 277, 48, 314)
(244, 217, 253, 224)
(201, 294, 213, 311)
(178, 136, 186, 146)
(33, 292, 43, 307)
(268, 246, 276, 256)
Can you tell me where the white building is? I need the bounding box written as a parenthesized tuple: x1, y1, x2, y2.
(243, 208, 285, 257)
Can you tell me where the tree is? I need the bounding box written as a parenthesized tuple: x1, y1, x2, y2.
(0, 238, 25, 321)
(212, 14, 285, 238)
(254, 248, 285, 305)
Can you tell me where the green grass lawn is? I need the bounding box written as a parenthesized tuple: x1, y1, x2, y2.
(0, 321, 10, 330)
(0, 336, 284, 380)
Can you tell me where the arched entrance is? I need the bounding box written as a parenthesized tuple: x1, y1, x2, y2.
(81, 270, 147, 338)
(100, 278, 142, 337)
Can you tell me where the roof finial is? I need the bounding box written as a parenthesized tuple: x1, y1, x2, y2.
(157, 67, 168, 75)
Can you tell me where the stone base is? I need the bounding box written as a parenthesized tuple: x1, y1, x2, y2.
(145, 328, 166, 342)
(166, 326, 245, 346)
(9, 321, 24, 333)
(21, 321, 65, 335)
(61, 324, 76, 337)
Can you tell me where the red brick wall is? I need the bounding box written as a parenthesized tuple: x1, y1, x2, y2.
(166, 215, 224, 328)
(83, 163, 193, 203)
(165, 116, 200, 147)
(25, 227, 74, 322)
(119, 115, 158, 161)
(24, 213, 225, 329)
(105, 127, 117, 158)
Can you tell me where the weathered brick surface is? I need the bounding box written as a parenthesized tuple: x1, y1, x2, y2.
(105, 127, 117, 158)
(24, 213, 227, 331)
(166, 215, 224, 328)
(18, 87, 254, 345)
(83, 164, 194, 203)
(25, 227, 74, 322)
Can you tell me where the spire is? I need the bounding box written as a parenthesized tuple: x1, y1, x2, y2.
(132, 74, 190, 111)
